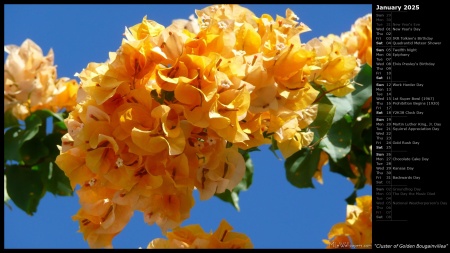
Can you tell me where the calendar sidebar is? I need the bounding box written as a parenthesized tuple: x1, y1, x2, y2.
(373, 2, 449, 248)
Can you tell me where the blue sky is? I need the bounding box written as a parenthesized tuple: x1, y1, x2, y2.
(4, 4, 372, 249)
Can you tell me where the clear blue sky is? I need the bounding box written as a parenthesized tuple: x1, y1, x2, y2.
(4, 4, 372, 249)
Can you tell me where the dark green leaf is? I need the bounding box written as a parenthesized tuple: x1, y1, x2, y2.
(362, 125, 372, 149)
(352, 64, 372, 118)
(22, 114, 43, 143)
(33, 109, 65, 122)
(241, 147, 261, 153)
(47, 163, 73, 196)
(19, 138, 50, 166)
(150, 90, 164, 104)
(36, 162, 51, 182)
(60, 110, 70, 120)
(53, 121, 68, 132)
(350, 149, 369, 173)
(4, 110, 20, 129)
(309, 81, 323, 91)
(351, 116, 372, 152)
(328, 155, 356, 179)
(324, 65, 371, 125)
(4, 126, 23, 162)
(5, 165, 45, 215)
(354, 173, 367, 190)
(4, 175, 12, 210)
(321, 117, 352, 162)
(262, 131, 274, 139)
(345, 190, 357, 205)
(43, 132, 65, 159)
(162, 90, 175, 102)
(236, 152, 254, 191)
(36, 162, 73, 196)
(215, 190, 240, 211)
(328, 93, 353, 123)
(284, 147, 321, 189)
(310, 95, 336, 139)
(349, 149, 371, 190)
(268, 137, 282, 161)
(30, 111, 49, 138)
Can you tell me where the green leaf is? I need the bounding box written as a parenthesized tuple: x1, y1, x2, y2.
(236, 151, 254, 192)
(4, 126, 23, 162)
(345, 190, 357, 205)
(36, 162, 73, 196)
(354, 172, 367, 190)
(19, 138, 50, 166)
(150, 90, 164, 105)
(268, 136, 282, 161)
(284, 147, 321, 189)
(30, 111, 49, 139)
(4, 110, 20, 129)
(59, 110, 70, 120)
(351, 116, 372, 152)
(323, 65, 371, 125)
(352, 64, 372, 118)
(22, 113, 43, 143)
(321, 117, 352, 162)
(351, 149, 369, 173)
(33, 109, 65, 123)
(43, 132, 65, 159)
(241, 147, 261, 153)
(162, 90, 175, 102)
(32, 109, 68, 136)
(361, 125, 372, 150)
(215, 190, 240, 211)
(53, 120, 67, 132)
(262, 131, 274, 139)
(349, 149, 371, 190)
(214, 151, 254, 211)
(310, 95, 336, 139)
(4, 175, 12, 210)
(47, 163, 73, 196)
(328, 155, 356, 179)
(328, 93, 353, 123)
(5, 165, 45, 215)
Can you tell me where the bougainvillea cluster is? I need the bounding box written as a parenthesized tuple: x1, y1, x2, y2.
(4, 39, 78, 120)
(323, 195, 372, 249)
(147, 219, 253, 249)
(51, 4, 369, 248)
(3, 4, 373, 249)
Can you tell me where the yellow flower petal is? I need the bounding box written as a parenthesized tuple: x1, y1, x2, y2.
(278, 131, 314, 159)
(131, 127, 185, 156)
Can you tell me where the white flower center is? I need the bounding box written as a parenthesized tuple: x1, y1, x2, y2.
(207, 137, 216, 145)
(220, 80, 231, 89)
(195, 141, 205, 150)
(276, 43, 286, 51)
(201, 13, 210, 23)
(232, 49, 246, 56)
(218, 21, 228, 30)
(88, 178, 97, 187)
(116, 157, 124, 168)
